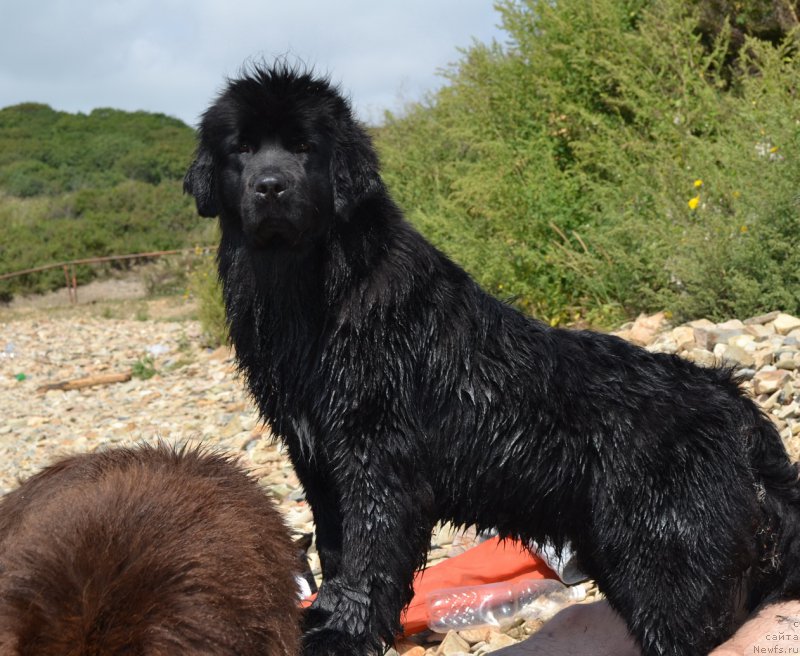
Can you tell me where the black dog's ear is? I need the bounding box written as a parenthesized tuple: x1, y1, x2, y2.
(330, 123, 383, 219)
(183, 146, 219, 218)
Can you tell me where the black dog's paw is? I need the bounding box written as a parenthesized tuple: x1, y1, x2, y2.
(301, 627, 375, 656)
(301, 604, 331, 634)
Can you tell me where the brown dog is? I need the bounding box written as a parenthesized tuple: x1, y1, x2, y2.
(0, 444, 300, 655)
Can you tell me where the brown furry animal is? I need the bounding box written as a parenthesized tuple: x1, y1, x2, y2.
(0, 444, 300, 656)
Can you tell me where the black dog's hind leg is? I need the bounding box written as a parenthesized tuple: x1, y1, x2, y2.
(301, 425, 435, 656)
(588, 466, 753, 656)
(597, 558, 740, 656)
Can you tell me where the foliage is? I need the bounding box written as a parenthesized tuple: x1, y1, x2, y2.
(131, 355, 157, 380)
(693, 0, 800, 53)
(376, 0, 800, 325)
(0, 104, 194, 192)
(10, 1, 799, 327)
(0, 104, 208, 299)
(189, 249, 229, 347)
(142, 252, 201, 297)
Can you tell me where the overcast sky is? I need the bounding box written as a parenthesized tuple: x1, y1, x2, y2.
(0, 1, 507, 127)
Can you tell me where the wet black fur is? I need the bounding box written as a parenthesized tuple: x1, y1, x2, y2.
(185, 63, 800, 656)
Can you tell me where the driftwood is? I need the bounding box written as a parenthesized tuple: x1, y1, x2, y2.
(37, 370, 132, 393)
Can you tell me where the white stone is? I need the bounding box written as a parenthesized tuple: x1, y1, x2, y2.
(773, 313, 800, 335)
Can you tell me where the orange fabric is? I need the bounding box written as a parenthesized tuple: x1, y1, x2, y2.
(401, 538, 557, 635)
(301, 538, 558, 636)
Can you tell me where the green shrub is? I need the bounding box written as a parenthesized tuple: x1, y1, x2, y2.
(377, 0, 800, 325)
(190, 250, 228, 347)
(131, 355, 157, 379)
(0, 180, 209, 299)
(0, 104, 205, 298)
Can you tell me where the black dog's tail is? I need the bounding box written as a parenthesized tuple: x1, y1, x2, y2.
(748, 408, 800, 601)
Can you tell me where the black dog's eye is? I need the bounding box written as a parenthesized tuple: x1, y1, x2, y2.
(293, 142, 312, 154)
(237, 142, 253, 154)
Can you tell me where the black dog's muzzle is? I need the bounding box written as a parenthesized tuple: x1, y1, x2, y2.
(253, 174, 288, 200)
(242, 153, 307, 245)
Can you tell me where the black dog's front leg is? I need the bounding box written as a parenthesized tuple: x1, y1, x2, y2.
(282, 440, 348, 634)
(302, 436, 434, 656)
(291, 455, 344, 582)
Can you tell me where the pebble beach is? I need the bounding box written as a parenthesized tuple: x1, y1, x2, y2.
(1, 308, 799, 655)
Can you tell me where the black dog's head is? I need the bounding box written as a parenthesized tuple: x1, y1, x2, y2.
(184, 63, 383, 249)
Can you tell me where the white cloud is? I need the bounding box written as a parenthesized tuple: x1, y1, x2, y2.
(0, 0, 504, 126)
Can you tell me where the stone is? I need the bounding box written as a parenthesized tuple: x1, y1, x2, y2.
(434, 630, 471, 655)
(744, 310, 782, 325)
(745, 323, 775, 339)
(431, 522, 461, 548)
(717, 319, 745, 330)
(687, 318, 716, 329)
(268, 483, 294, 499)
(713, 344, 755, 368)
(753, 348, 776, 369)
(612, 328, 632, 341)
(693, 327, 744, 351)
(773, 314, 800, 335)
(4, 307, 800, 653)
(729, 334, 756, 349)
(684, 348, 716, 368)
(671, 326, 695, 351)
(646, 337, 677, 354)
(776, 403, 799, 420)
(760, 390, 782, 411)
(484, 632, 519, 651)
(457, 628, 497, 645)
(628, 312, 667, 346)
(769, 336, 790, 349)
(503, 622, 527, 640)
(523, 618, 547, 635)
(395, 642, 426, 656)
(753, 370, 792, 396)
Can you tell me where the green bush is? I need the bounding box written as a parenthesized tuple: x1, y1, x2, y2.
(0, 160, 59, 197)
(0, 180, 209, 299)
(189, 249, 229, 347)
(0, 104, 210, 299)
(377, 0, 800, 325)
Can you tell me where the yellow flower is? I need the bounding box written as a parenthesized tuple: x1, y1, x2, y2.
(740, 225, 748, 233)
(770, 146, 779, 153)
(732, 190, 741, 199)
(693, 179, 703, 188)
(688, 196, 700, 210)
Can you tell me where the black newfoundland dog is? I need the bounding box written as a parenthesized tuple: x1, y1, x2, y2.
(0, 445, 300, 655)
(184, 63, 800, 656)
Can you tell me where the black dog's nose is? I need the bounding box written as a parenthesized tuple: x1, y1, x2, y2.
(254, 175, 287, 198)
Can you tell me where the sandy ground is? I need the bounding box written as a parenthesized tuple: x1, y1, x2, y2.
(0, 270, 198, 322)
